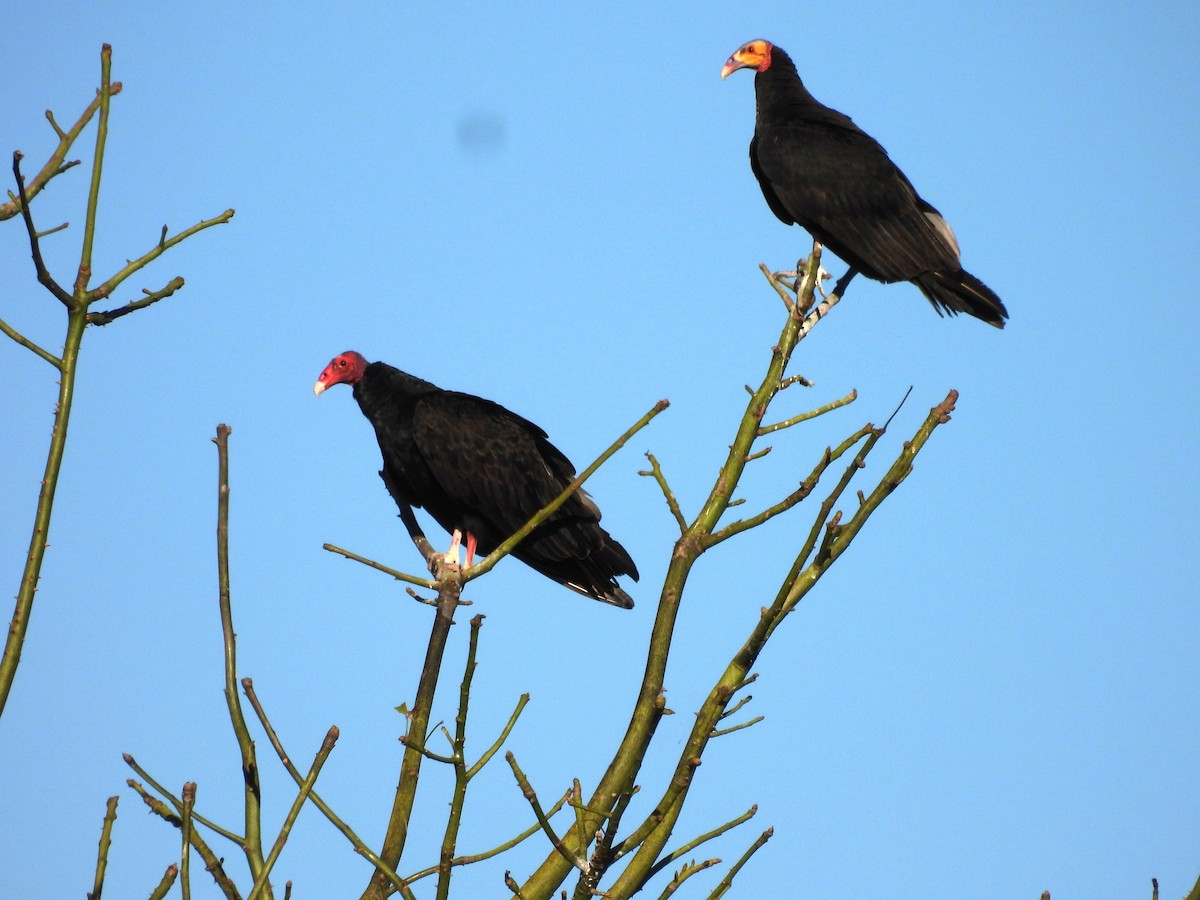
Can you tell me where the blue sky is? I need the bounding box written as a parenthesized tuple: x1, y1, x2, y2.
(2, 2, 1198, 898)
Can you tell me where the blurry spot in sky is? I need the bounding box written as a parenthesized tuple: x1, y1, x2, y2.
(456, 111, 507, 155)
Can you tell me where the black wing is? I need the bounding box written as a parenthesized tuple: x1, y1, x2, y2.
(751, 119, 960, 282)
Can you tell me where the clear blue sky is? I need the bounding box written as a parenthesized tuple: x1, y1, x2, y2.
(3, 2, 1197, 898)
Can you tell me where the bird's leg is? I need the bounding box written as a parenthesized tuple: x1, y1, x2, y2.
(464, 532, 478, 569)
(444, 529, 463, 566)
(832, 267, 858, 298)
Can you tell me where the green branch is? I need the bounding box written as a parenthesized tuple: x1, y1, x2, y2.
(507, 752, 588, 875)
(403, 791, 570, 886)
(86, 796, 119, 900)
(147, 864, 179, 900)
(1, 43, 233, 721)
(645, 805, 757, 882)
(523, 251, 835, 900)
(637, 452, 687, 533)
(435, 614, 485, 900)
(125, 780, 240, 900)
(0, 314, 61, 366)
(246, 728, 340, 900)
(705, 827, 773, 899)
(122, 752, 245, 845)
(213, 425, 271, 896)
(0, 77, 121, 221)
(361, 562, 464, 899)
(180, 782, 196, 900)
(240, 678, 416, 900)
(90, 211, 234, 301)
(322, 543, 437, 590)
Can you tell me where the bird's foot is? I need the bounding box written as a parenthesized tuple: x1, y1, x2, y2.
(814, 266, 832, 299)
(444, 529, 463, 567)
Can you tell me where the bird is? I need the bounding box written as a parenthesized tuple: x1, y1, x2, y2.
(721, 39, 1008, 328)
(314, 351, 639, 608)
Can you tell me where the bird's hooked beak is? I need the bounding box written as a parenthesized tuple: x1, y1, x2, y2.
(313, 365, 335, 396)
(721, 40, 771, 78)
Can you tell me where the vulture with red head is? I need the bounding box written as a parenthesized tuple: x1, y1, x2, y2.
(315, 351, 638, 608)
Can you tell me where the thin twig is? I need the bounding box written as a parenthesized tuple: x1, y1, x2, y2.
(73, 44, 114, 298)
(654, 859, 720, 899)
(646, 805, 757, 881)
(404, 792, 570, 885)
(124, 780, 240, 900)
(213, 425, 271, 895)
(0, 80, 121, 221)
(435, 614, 486, 900)
(147, 864, 179, 900)
(467, 693, 530, 779)
(708, 715, 763, 738)
(705, 827, 773, 899)
(758, 389, 857, 435)
(246, 728, 340, 900)
(12, 151, 72, 306)
(180, 783, 196, 900)
(240, 679, 416, 900)
(87, 275, 185, 325)
(322, 543, 437, 590)
(0, 315, 62, 367)
(638, 452, 687, 533)
(506, 752, 588, 874)
(89, 210, 234, 301)
(121, 753, 244, 844)
(86, 796, 118, 900)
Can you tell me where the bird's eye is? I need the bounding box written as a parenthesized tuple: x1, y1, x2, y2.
(337, 359, 346, 367)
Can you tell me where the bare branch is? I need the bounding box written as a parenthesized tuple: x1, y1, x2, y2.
(759, 389, 857, 435)
(0, 314, 62, 367)
(212, 425, 271, 891)
(647, 805, 757, 883)
(121, 753, 244, 845)
(12, 152, 73, 306)
(705, 827, 773, 899)
(147, 864, 179, 900)
(654, 858, 720, 898)
(404, 792, 570, 886)
(708, 715, 763, 738)
(240, 679, 416, 900)
(322, 542, 437, 590)
(86, 796, 118, 900)
(180, 782, 196, 900)
(0, 80, 122, 221)
(364, 568, 464, 897)
(125, 780, 239, 900)
(637, 452, 687, 533)
(246, 728, 340, 900)
(507, 752, 589, 875)
(89, 209, 234, 301)
(87, 275, 185, 325)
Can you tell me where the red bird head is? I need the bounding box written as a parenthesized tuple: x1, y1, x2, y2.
(313, 350, 368, 396)
(720, 39, 774, 78)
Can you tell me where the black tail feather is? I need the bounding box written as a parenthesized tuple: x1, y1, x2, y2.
(916, 269, 1008, 328)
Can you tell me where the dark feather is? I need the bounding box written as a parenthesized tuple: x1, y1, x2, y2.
(746, 44, 1008, 327)
(353, 362, 638, 607)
